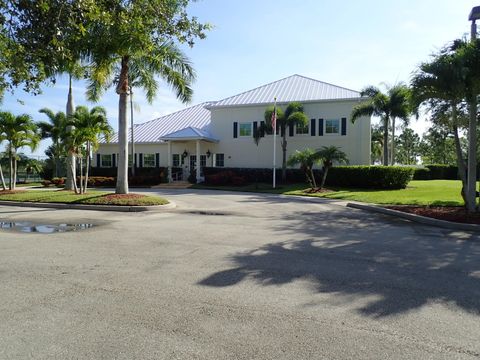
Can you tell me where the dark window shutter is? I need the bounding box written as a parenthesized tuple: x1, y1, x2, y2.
(112, 154, 116, 168)
(319, 119, 324, 136)
(253, 121, 258, 138)
(134, 153, 137, 168)
(260, 121, 265, 137)
(139, 153, 143, 168)
(96, 154, 100, 167)
(233, 122, 238, 138)
(289, 123, 294, 137)
(156, 153, 160, 167)
(341, 117, 347, 136)
(280, 124, 284, 137)
(310, 119, 316, 136)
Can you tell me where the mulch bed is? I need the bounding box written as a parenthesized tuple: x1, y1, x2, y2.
(387, 206, 480, 225)
(0, 190, 27, 195)
(99, 194, 146, 200)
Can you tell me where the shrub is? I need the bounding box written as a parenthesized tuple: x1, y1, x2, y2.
(41, 180, 52, 187)
(51, 177, 65, 187)
(87, 176, 115, 187)
(413, 167, 431, 180)
(325, 166, 414, 189)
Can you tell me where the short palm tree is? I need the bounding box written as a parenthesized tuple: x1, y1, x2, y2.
(37, 108, 67, 177)
(351, 84, 411, 165)
(287, 149, 320, 189)
(316, 146, 349, 189)
(0, 112, 40, 190)
(67, 106, 112, 194)
(87, 41, 195, 194)
(264, 102, 309, 182)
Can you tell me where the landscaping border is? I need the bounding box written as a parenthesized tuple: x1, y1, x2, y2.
(0, 200, 176, 212)
(347, 202, 480, 232)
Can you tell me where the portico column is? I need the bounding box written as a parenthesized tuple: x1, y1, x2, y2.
(167, 141, 172, 183)
(196, 140, 201, 183)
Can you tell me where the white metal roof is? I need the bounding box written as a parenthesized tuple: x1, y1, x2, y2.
(159, 126, 218, 142)
(208, 74, 361, 108)
(104, 102, 213, 144)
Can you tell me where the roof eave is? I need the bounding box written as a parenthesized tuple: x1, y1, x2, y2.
(208, 96, 365, 109)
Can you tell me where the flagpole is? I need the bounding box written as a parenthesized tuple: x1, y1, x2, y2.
(272, 97, 277, 189)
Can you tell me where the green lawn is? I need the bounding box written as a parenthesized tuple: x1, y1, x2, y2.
(196, 180, 465, 206)
(0, 190, 169, 206)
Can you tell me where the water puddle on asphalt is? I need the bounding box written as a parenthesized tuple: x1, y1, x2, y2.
(0, 221, 94, 233)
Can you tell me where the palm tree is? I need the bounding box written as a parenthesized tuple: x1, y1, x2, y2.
(287, 149, 320, 189)
(67, 106, 112, 194)
(315, 146, 349, 189)
(0, 112, 40, 190)
(264, 102, 309, 182)
(351, 84, 411, 165)
(37, 108, 67, 177)
(411, 47, 469, 207)
(371, 124, 384, 164)
(0, 136, 6, 190)
(86, 42, 195, 194)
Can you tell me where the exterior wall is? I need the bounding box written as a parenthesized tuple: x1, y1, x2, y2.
(208, 100, 370, 168)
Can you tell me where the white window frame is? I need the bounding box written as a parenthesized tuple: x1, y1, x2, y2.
(172, 154, 180, 167)
(239, 122, 252, 137)
(325, 119, 340, 135)
(100, 154, 112, 167)
(214, 153, 224, 167)
(143, 153, 156, 168)
(295, 122, 309, 135)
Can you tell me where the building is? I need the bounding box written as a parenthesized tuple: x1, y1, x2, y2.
(94, 74, 371, 182)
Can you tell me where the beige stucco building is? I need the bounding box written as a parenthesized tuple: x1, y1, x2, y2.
(94, 74, 371, 182)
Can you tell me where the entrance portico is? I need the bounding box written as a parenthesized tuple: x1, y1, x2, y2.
(160, 126, 219, 183)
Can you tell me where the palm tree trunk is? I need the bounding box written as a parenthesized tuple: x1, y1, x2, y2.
(390, 117, 396, 165)
(383, 117, 389, 166)
(71, 156, 79, 194)
(320, 166, 329, 189)
(130, 88, 135, 176)
(281, 131, 287, 183)
(9, 151, 13, 190)
(84, 142, 90, 194)
(65, 73, 76, 190)
(452, 105, 469, 208)
(116, 56, 130, 194)
(79, 156, 83, 194)
(467, 98, 477, 212)
(310, 168, 317, 189)
(13, 156, 17, 190)
(0, 164, 6, 190)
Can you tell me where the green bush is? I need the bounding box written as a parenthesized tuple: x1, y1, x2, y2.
(325, 166, 414, 189)
(412, 165, 460, 180)
(413, 167, 431, 180)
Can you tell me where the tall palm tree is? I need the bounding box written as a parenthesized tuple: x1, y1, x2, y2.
(37, 108, 67, 177)
(411, 48, 469, 207)
(351, 84, 411, 165)
(67, 106, 112, 194)
(0, 135, 6, 190)
(0, 112, 40, 190)
(264, 102, 309, 182)
(86, 42, 195, 194)
(287, 149, 320, 189)
(315, 146, 349, 189)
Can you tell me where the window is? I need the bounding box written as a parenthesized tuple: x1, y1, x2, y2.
(200, 155, 207, 168)
(215, 153, 224, 167)
(101, 154, 112, 167)
(190, 155, 196, 170)
(128, 154, 133, 167)
(143, 153, 155, 167)
(172, 154, 180, 167)
(325, 119, 340, 134)
(296, 123, 309, 135)
(239, 122, 252, 137)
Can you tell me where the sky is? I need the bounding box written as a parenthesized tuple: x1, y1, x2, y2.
(2, 0, 479, 158)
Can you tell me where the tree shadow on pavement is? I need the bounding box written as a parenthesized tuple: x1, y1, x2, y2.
(198, 208, 480, 318)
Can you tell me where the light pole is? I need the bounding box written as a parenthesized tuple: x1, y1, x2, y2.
(467, 6, 480, 211)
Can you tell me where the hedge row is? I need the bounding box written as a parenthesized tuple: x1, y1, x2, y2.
(412, 165, 459, 180)
(203, 166, 414, 189)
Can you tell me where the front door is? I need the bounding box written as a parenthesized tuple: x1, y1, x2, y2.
(189, 155, 197, 175)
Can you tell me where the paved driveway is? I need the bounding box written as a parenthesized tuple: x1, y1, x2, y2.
(0, 189, 479, 359)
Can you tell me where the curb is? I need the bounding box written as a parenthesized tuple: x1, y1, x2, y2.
(347, 202, 480, 232)
(0, 200, 176, 212)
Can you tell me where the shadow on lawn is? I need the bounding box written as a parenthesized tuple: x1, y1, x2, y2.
(199, 205, 480, 318)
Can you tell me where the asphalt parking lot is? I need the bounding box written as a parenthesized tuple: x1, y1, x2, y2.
(0, 189, 479, 359)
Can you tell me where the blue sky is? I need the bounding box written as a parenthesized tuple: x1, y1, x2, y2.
(1, 0, 478, 157)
